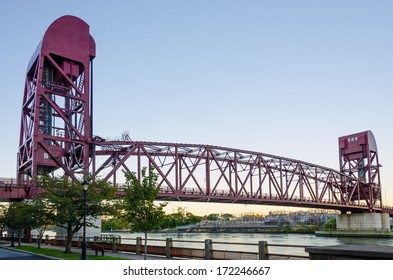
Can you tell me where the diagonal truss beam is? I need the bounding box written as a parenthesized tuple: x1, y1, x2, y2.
(91, 141, 385, 213)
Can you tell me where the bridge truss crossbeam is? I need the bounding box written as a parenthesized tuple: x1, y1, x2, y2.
(93, 141, 387, 213)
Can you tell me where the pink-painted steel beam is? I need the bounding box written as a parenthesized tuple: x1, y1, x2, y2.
(92, 140, 392, 215)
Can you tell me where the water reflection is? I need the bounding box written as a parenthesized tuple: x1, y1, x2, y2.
(102, 231, 393, 256)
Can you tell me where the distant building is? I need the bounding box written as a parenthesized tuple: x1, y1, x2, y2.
(180, 210, 338, 231)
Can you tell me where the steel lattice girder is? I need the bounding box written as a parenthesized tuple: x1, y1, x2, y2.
(93, 141, 379, 212)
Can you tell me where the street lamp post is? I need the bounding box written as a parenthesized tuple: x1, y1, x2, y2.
(81, 179, 89, 260)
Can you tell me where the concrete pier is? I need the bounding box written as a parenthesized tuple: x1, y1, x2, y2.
(315, 212, 393, 238)
(336, 213, 390, 231)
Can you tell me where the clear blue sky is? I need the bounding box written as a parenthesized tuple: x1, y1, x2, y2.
(0, 0, 392, 215)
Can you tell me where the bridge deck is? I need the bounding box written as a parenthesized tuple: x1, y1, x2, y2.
(2, 179, 393, 216)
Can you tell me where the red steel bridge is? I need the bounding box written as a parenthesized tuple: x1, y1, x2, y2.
(1, 16, 392, 215)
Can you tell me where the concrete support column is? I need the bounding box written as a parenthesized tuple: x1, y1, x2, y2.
(204, 239, 212, 260)
(258, 241, 269, 260)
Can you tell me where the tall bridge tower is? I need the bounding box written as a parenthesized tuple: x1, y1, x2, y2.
(17, 16, 95, 180)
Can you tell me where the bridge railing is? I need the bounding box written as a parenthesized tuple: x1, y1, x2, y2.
(157, 186, 375, 208)
(5, 234, 308, 260)
(0, 177, 31, 186)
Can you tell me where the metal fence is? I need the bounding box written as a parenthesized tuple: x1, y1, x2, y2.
(1, 234, 309, 260)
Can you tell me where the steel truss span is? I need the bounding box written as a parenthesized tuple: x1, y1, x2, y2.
(93, 140, 391, 214)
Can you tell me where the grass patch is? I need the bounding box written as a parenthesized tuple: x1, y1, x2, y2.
(15, 246, 128, 260)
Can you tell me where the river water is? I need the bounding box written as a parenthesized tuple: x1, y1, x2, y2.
(102, 231, 393, 257)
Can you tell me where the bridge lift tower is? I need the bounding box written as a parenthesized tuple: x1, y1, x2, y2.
(339, 131, 382, 212)
(17, 16, 95, 181)
(337, 131, 389, 231)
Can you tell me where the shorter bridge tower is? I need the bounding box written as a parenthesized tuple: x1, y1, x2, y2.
(339, 131, 382, 211)
(337, 131, 388, 232)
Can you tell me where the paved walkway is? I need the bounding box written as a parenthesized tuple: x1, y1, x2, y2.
(0, 246, 54, 260)
(0, 242, 174, 260)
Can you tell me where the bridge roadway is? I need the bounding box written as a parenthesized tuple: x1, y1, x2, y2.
(155, 186, 393, 215)
(1, 178, 393, 216)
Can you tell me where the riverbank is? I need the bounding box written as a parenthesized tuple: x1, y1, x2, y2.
(316, 230, 393, 238)
(108, 227, 318, 235)
(179, 228, 317, 234)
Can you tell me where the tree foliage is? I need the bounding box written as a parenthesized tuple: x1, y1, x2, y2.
(221, 213, 235, 220)
(0, 205, 7, 240)
(323, 218, 337, 231)
(28, 198, 55, 248)
(207, 213, 220, 221)
(121, 167, 167, 232)
(2, 202, 34, 246)
(161, 207, 202, 229)
(121, 166, 167, 260)
(37, 175, 118, 253)
(101, 217, 128, 231)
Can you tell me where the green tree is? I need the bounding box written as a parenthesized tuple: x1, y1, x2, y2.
(0, 201, 55, 246)
(185, 212, 201, 225)
(37, 175, 118, 254)
(161, 215, 177, 229)
(3, 202, 31, 246)
(102, 217, 128, 231)
(121, 166, 167, 260)
(0, 205, 7, 240)
(207, 213, 220, 221)
(1, 200, 55, 248)
(160, 207, 202, 229)
(221, 213, 235, 220)
(324, 218, 336, 231)
(28, 198, 55, 249)
(168, 207, 188, 226)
